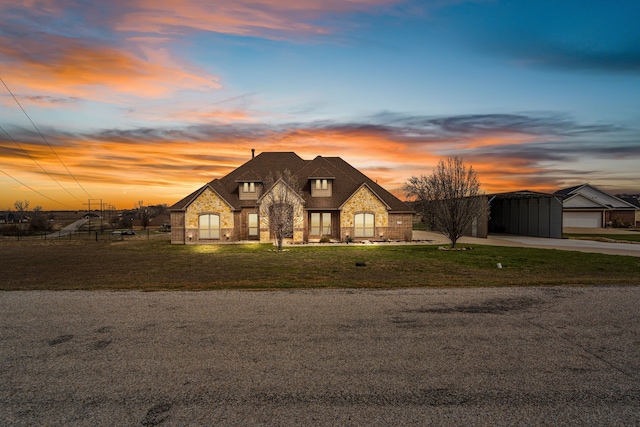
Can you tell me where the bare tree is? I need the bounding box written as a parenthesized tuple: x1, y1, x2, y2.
(29, 206, 49, 232)
(259, 170, 304, 251)
(14, 200, 30, 234)
(134, 200, 150, 229)
(14, 200, 29, 218)
(404, 157, 487, 248)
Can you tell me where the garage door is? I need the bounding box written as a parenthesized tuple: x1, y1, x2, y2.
(564, 211, 602, 228)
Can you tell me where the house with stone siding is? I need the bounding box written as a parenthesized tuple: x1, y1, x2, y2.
(169, 152, 414, 244)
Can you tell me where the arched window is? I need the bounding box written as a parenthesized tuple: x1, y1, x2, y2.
(354, 213, 374, 237)
(199, 214, 220, 239)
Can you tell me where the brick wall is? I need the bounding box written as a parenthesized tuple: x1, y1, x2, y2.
(170, 211, 185, 244)
(607, 210, 636, 227)
(387, 213, 414, 240)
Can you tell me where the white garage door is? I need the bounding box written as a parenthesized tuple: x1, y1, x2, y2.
(564, 211, 602, 228)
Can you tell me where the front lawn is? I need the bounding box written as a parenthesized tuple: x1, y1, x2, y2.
(2, 238, 639, 290)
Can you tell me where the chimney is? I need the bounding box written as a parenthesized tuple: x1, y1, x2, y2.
(251, 148, 255, 159)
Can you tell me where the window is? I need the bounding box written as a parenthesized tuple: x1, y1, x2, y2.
(311, 179, 331, 198)
(322, 212, 331, 234)
(310, 212, 332, 235)
(248, 213, 258, 237)
(315, 179, 328, 190)
(354, 213, 374, 237)
(243, 182, 256, 193)
(199, 214, 220, 239)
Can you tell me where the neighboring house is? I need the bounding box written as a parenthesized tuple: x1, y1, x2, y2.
(169, 152, 414, 244)
(0, 213, 20, 224)
(554, 184, 639, 228)
(148, 214, 171, 230)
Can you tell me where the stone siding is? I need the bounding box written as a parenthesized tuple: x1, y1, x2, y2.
(258, 181, 305, 244)
(340, 186, 389, 240)
(184, 188, 235, 243)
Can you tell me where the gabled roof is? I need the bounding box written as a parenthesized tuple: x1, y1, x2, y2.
(234, 170, 262, 182)
(257, 177, 306, 205)
(563, 193, 612, 209)
(307, 166, 335, 180)
(170, 152, 413, 213)
(555, 183, 638, 210)
(338, 182, 392, 210)
(169, 180, 237, 211)
(554, 184, 585, 197)
(170, 184, 206, 211)
(297, 156, 412, 212)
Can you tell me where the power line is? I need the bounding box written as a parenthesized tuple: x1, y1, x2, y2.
(0, 125, 84, 203)
(0, 168, 76, 209)
(0, 76, 93, 199)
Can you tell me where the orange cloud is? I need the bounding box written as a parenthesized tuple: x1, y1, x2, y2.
(0, 35, 219, 101)
(1, 111, 630, 210)
(116, 0, 401, 38)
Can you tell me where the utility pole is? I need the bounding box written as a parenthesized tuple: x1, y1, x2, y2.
(83, 199, 103, 234)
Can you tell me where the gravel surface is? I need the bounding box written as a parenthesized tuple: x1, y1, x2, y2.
(2, 287, 639, 426)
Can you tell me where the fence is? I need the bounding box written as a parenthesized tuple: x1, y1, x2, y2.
(1, 229, 171, 242)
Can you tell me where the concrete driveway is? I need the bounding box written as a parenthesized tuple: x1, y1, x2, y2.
(1, 287, 639, 426)
(413, 230, 640, 257)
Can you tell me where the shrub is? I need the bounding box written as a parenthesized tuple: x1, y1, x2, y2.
(612, 218, 630, 228)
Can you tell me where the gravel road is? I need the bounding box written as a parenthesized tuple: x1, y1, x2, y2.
(2, 287, 639, 426)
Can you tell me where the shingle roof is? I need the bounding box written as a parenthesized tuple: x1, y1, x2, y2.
(234, 170, 262, 182)
(554, 184, 585, 196)
(169, 184, 207, 211)
(619, 195, 640, 208)
(307, 166, 335, 179)
(170, 152, 413, 213)
(298, 156, 412, 212)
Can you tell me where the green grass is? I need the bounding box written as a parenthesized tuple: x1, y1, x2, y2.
(1, 236, 639, 290)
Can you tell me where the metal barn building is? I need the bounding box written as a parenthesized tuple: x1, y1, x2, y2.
(488, 191, 564, 238)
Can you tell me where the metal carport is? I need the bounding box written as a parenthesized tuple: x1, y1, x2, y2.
(488, 191, 564, 238)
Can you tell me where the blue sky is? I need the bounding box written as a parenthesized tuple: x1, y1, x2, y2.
(1, 0, 639, 210)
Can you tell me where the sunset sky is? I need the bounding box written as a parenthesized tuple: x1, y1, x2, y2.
(1, 0, 639, 211)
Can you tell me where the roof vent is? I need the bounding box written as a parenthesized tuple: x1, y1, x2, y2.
(251, 148, 255, 159)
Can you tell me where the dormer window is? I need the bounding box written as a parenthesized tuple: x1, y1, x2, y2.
(311, 178, 332, 197)
(315, 179, 328, 190)
(309, 168, 335, 198)
(239, 181, 259, 200)
(243, 182, 256, 193)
